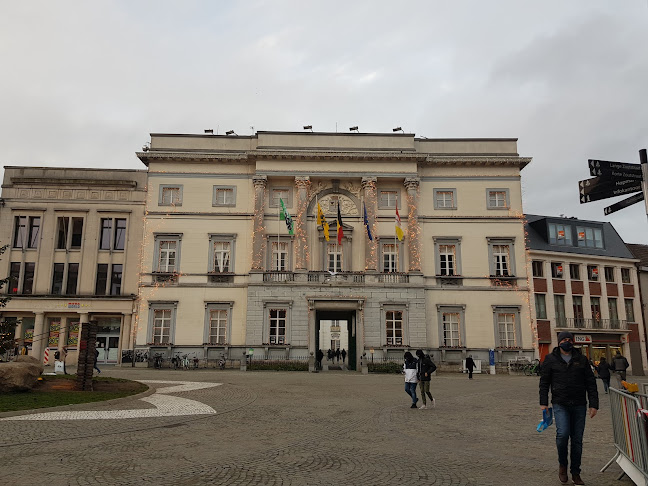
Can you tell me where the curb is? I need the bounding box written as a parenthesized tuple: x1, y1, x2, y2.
(0, 380, 154, 419)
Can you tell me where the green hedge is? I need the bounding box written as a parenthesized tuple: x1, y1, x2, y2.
(368, 361, 402, 374)
(248, 361, 308, 371)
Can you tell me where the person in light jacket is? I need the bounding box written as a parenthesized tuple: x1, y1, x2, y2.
(403, 351, 419, 409)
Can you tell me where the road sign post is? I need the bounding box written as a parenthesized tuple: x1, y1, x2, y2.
(641, 149, 648, 218)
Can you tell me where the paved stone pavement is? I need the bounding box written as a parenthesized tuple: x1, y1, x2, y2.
(0, 367, 643, 486)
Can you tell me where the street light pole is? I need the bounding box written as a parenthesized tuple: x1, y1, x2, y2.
(641, 149, 648, 219)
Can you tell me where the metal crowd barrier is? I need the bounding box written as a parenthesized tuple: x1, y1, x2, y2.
(601, 387, 648, 485)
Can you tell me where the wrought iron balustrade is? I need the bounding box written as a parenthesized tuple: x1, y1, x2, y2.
(263, 271, 294, 282)
(563, 318, 627, 330)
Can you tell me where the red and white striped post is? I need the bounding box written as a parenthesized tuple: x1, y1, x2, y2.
(43, 347, 50, 365)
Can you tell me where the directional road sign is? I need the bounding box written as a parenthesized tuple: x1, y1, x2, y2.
(604, 192, 645, 215)
(589, 159, 643, 178)
(579, 176, 642, 203)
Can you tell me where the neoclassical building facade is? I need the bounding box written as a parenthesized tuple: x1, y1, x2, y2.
(135, 131, 533, 369)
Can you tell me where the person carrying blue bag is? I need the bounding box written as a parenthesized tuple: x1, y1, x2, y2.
(539, 331, 598, 485)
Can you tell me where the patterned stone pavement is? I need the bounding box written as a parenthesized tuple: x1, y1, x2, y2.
(0, 367, 642, 486)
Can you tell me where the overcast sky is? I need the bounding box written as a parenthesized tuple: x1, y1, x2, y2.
(1, 1, 647, 244)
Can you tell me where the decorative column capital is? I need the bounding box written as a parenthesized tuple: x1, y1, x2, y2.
(295, 176, 311, 188)
(361, 177, 377, 189)
(253, 175, 268, 188)
(404, 177, 420, 191)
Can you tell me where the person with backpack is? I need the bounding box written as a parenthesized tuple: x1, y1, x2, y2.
(415, 349, 436, 409)
(403, 351, 419, 408)
(612, 351, 629, 381)
(465, 355, 476, 379)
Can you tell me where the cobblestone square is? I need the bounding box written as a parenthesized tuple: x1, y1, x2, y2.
(0, 368, 641, 486)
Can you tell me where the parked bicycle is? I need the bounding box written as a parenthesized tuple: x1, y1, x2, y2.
(181, 354, 191, 370)
(524, 359, 541, 376)
(192, 354, 200, 369)
(171, 353, 182, 370)
(218, 355, 226, 370)
(153, 353, 164, 369)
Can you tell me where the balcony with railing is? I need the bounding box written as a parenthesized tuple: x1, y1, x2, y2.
(557, 317, 627, 331)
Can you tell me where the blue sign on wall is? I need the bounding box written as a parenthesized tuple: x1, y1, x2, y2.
(489, 349, 495, 366)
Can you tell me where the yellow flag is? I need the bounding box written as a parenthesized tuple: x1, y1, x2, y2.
(317, 202, 330, 241)
(395, 204, 404, 241)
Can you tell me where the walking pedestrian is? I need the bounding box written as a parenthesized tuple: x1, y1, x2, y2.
(316, 349, 324, 370)
(335, 348, 340, 363)
(539, 331, 598, 485)
(327, 349, 333, 361)
(465, 355, 476, 379)
(93, 347, 101, 374)
(403, 351, 419, 409)
(341, 349, 347, 363)
(612, 351, 629, 381)
(415, 350, 436, 409)
(596, 356, 611, 394)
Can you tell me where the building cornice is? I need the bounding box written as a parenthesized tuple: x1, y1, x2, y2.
(426, 156, 532, 169)
(527, 249, 640, 264)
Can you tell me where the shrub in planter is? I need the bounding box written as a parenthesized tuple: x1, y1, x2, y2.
(368, 361, 402, 374)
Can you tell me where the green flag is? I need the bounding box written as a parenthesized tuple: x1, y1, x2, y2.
(279, 198, 294, 235)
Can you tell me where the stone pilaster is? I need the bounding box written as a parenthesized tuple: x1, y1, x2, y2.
(121, 314, 133, 352)
(404, 177, 421, 272)
(294, 176, 311, 270)
(32, 312, 45, 361)
(362, 177, 378, 272)
(251, 176, 268, 270)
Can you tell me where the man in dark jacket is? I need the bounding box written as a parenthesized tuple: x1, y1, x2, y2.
(465, 355, 476, 379)
(613, 351, 629, 381)
(596, 356, 612, 394)
(540, 331, 598, 485)
(415, 349, 436, 409)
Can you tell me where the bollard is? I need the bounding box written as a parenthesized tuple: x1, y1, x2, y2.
(240, 350, 247, 371)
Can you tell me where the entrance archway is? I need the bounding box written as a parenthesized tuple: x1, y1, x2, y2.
(316, 310, 356, 370)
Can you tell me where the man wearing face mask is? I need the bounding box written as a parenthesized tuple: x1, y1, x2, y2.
(539, 331, 598, 486)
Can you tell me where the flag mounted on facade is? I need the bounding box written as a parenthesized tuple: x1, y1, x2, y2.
(337, 203, 344, 244)
(363, 202, 373, 241)
(395, 203, 404, 241)
(317, 202, 330, 241)
(279, 198, 294, 235)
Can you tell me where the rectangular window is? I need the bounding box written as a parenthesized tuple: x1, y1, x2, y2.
(591, 297, 601, 325)
(532, 261, 544, 278)
(110, 264, 123, 295)
(382, 243, 399, 273)
(160, 186, 182, 206)
(379, 190, 398, 208)
(621, 268, 631, 284)
(487, 190, 509, 209)
(535, 294, 547, 319)
(327, 243, 342, 273)
(152, 309, 172, 344)
(65, 263, 79, 294)
(271, 241, 289, 271)
(56, 217, 84, 250)
(604, 267, 615, 282)
(434, 189, 456, 209)
(95, 264, 108, 295)
(209, 309, 228, 344)
(608, 298, 618, 328)
(439, 245, 456, 276)
(22, 263, 35, 295)
(213, 186, 236, 206)
(386, 310, 403, 345)
(158, 241, 177, 272)
(569, 264, 580, 280)
(548, 223, 573, 246)
(100, 219, 112, 250)
(13, 216, 41, 249)
(51, 263, 64, 294)
(492, 244, 510, 277)
(573, 296, 584, 323)
(114, 219, 126, 250)
(8, 262, 20, 294)
(271, 188, 290, 208)
(554, 295, 566, 326)
(551, 262, 564, 279)
(587, 265, 599, 281)
(213, 241, 231, 272)
(442, 312, 460, 347)
(498, 313, 516, 346)
(625, 299, 635, 322)
(269, 308, 286, 344)
(576, 226, 603, 249)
